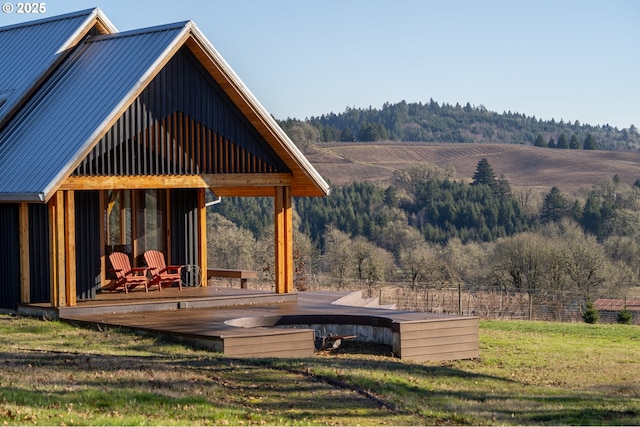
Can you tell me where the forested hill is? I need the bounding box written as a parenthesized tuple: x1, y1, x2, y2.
(278, 100, 640, 151)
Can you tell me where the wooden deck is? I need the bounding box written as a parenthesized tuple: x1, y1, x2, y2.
(19, 287, 479, 362)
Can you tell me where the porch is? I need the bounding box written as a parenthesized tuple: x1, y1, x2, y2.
(17, 286, 480, 362)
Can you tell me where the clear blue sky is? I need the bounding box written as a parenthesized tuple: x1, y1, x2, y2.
(2, 0, 638, 129)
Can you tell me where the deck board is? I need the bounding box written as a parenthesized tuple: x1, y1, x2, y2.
(20, 288, 479, 362)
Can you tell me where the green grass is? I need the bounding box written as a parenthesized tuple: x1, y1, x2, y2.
(0, 315, 638, 425)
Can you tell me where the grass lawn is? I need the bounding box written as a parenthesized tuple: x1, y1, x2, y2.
(0, 315, 638, 425)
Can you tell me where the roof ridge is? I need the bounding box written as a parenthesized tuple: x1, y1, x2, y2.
(0, 7, 98, 32)
(85, 20, 192, 43)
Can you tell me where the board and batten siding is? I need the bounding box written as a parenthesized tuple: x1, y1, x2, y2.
(0, 203, 20, 310)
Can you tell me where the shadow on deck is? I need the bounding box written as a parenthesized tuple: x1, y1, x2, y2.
(18, 287, 479, 362)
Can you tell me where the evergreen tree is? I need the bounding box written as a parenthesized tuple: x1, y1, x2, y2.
(534, 134, 546, 147)
(580, 192, 607, 238)
(339, 126, 355, 142)
(569, 134, 581, 149)
(547, 137, 555, 148)
(583, 132, 599, 150)
(540, 186, 569, 223)
(556, 133, 569, 149)
(471, 158, 497, 188)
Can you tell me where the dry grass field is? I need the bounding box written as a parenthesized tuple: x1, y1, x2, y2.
(306, 142, 640, 195)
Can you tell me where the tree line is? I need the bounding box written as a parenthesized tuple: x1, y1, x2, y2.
(211, 158, 640, 311)
(279, 100, 640, 151)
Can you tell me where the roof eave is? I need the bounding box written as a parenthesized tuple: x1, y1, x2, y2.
(0, 192, 45, 203)
(185, 24, 330, 197)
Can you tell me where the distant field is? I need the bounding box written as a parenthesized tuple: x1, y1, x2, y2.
(306, 142, 640, 194)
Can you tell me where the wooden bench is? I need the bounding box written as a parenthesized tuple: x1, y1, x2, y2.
(207, 268, 257, 289)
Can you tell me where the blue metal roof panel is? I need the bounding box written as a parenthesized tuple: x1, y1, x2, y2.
(0, 22, 189, 201)
(0, 8, 106, 125)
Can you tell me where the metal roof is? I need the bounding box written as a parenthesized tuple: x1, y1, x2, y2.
(0, 10, 329, 202)
(0, 22, 189, 201)
(0, 8, 116, 127)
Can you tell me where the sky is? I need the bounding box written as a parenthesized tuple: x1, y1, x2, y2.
(2, 0, 638, 129)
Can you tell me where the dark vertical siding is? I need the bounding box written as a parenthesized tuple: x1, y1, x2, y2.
(170, 189, 198, 266)
(0, 204, 20, 310)
(28, 203, 50, 303)
(74, 47, 289, 176)
(75, 191, 101, 300)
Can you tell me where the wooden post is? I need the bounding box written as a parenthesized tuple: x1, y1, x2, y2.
(274, 186, 293, 293)
(19, 203, 30, 304)
(197, 188, 207, 287)
(64, 191, 76, 307)
(48, 191, 66, 307)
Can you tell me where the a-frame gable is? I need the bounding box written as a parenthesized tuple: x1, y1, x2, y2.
(74, 47, 289, 177)
(0, 14, 328, 202)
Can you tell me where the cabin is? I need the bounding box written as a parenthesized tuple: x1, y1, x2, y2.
(0, 8, 329, 311)
(0, 10, 480, 362)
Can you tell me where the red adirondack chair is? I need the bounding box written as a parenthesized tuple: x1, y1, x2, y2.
(105, 252, 149, 293)
(144, 250, 183, 291)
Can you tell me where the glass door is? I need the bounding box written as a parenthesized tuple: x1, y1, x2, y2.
(105, 189, 166, 267)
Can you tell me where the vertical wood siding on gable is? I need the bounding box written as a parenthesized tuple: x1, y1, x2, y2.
(74, 47, 289, 177)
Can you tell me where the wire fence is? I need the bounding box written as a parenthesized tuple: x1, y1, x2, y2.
(212, 272, 640, 325)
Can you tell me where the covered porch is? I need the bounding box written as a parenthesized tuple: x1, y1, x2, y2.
(1, 12, 329, 311)
(25, 183, 296, 308)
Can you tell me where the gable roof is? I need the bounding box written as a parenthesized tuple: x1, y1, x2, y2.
(0, 10, 329, 202)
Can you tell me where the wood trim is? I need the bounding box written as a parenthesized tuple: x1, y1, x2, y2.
(19, 203, 30, 304)
(274, 186, 293, 293)
(64, 191, 76, 307)
(48, 192, 66, 307)
(60, 173, 292, 191)
(48, 196, 57, 306)
(197, 188, 207, 287)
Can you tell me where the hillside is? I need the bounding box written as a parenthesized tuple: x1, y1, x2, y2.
(306, 142, 640, 195)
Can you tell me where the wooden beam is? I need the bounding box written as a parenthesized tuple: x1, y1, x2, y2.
(19, 203, 30, 304)
(197, 188, 207, 287)
(274, 186, 293, 293)
(60, 173, 292, 191)
(64, 191, 76, 307)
